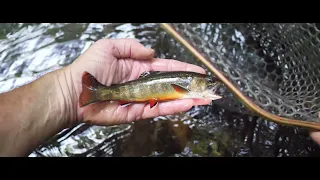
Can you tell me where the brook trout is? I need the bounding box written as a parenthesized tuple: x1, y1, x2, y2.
(79, 71, 222, 108)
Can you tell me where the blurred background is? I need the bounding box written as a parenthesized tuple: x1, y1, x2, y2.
(0, 23, 319, 157)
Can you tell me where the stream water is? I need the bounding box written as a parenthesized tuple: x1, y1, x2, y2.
(0, 23, 319, 157)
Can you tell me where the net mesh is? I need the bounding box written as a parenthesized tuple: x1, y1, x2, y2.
(154, 23, 320, 123)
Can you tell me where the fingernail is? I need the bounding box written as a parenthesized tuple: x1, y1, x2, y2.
(148, 48, 155, 53)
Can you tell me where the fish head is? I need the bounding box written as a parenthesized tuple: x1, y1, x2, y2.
(188, 75, 223, 100)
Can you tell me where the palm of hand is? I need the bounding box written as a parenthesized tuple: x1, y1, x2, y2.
(69, 39, 210, 126)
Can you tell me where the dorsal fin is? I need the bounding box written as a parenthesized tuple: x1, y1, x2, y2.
(138, 71, 162, 78)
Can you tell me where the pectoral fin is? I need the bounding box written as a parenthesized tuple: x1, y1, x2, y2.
(171, 84, 189, 94)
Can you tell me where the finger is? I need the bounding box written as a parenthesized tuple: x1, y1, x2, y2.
(127, 99, 210, 122)
(150, 58, 206, 74)
(99, 38, 155, 60)
(83, 98, 211, 126)
(141, 99, 194, 119)
(310, 131, 320, 145)
(193, 99, 212, 106)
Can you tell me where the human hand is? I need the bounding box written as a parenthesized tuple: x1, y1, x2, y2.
(62, 38, 211, 127)
(310, 112, 320, 144)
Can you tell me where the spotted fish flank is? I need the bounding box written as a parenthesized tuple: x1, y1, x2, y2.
(79, 71, 223, 108)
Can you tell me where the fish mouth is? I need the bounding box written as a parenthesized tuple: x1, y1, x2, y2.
(206, 83, 223, 100)
(206, 93, 223, 100)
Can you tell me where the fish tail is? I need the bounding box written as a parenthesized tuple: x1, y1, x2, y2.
(79, 71, 104, 107)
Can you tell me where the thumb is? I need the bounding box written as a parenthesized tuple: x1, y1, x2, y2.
(97, 38, 155, 60)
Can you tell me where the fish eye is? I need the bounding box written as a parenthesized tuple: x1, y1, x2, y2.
(207, 77, 214, 84)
